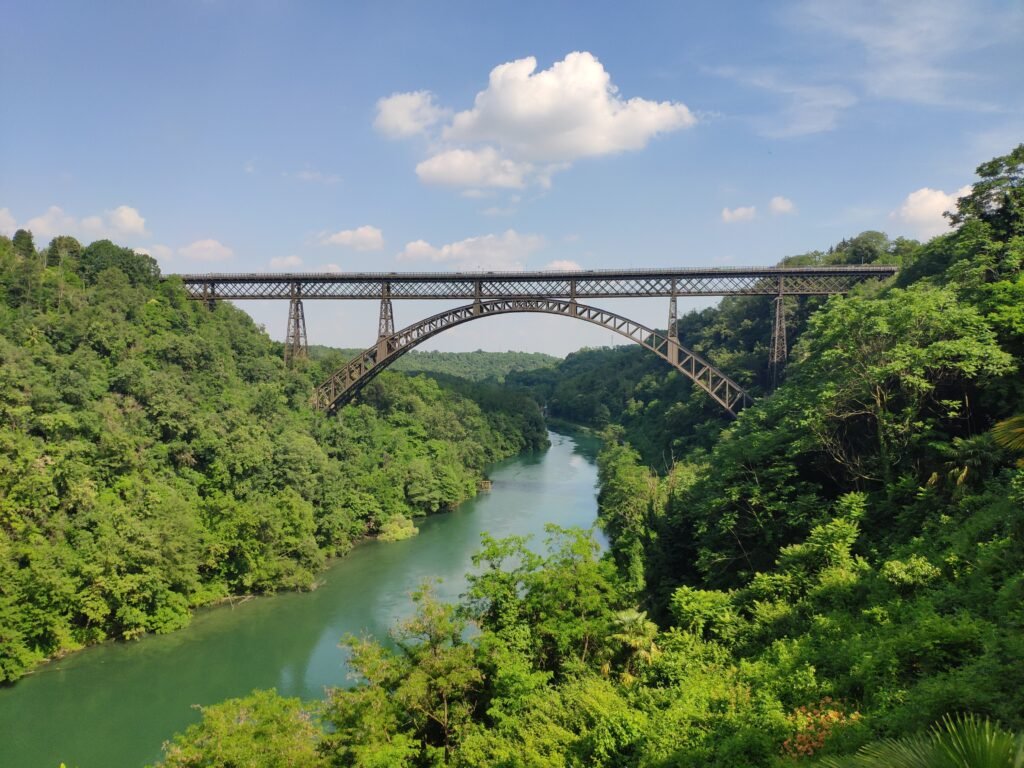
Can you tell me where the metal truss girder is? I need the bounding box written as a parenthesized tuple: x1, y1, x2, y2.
(313, 298, 752, 417)
(174, 265, 896, 302)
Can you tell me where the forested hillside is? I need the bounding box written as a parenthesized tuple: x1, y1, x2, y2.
(155, 145, 1024, 767)
(0, 236, 546, 683)
(311, 346, 559, 383)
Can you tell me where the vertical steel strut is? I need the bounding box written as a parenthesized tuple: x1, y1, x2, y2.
(284, 282, 308, 365)
(667, 289, 679, 365)
(769, 278, 787, 389)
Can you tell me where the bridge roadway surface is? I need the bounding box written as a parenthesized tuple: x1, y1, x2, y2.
(172, 265, 898, 300)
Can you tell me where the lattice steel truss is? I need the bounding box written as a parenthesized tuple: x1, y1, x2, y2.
(313, 298, 752, 416)
(284, 296, 308, 365)
(174, 265, 897, 301)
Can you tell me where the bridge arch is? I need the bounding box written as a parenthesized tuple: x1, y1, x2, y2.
(314, 298, 751, 416)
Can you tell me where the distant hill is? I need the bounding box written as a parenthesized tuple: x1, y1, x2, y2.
(308, 346, 559, 382)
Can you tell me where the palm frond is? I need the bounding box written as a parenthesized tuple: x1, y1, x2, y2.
(993, 414, 1024, 453)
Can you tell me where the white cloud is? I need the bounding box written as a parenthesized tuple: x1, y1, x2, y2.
(890, 184, 971, 239)
(106, 205, 147, 235)
(374, 90, 449, 138)
(445, 52, 695, 161)
(385, 51, 696, 189)
(320, 225, 384, 251)
(287, 168, 341, 184)
(544, 259, 582, 271)
(416, 148, 531, 189)
(178, 239, 234, 262)
(322, 263, 343, 273)
(243, 160, 256, 174)
(270, 254, 303, 269)
(722, 206, 757, 223)
(397, 229, 544, 271)
(0, 207, 19, 236)
(14, 204, 148, 241)
(134, 244, 174, 264)
(770, 196, 796, 215)
(23, 206, 79, 240)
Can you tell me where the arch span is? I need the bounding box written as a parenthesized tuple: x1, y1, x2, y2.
(314, 298, 751, 416)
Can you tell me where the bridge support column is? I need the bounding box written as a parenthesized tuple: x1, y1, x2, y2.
(285, 284, 308, 365)
(377, 283, 394, 360)
(667, 294, 679, 365)
(202, 281, 217, 311)
(769, 279, 787, 389)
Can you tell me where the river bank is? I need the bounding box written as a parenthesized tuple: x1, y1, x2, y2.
(0, 430, 602, 768)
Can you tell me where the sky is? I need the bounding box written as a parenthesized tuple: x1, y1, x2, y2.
(2, 0, 1022, 355)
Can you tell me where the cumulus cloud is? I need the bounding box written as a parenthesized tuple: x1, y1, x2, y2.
(105, 205, 148, 235)
(381, 51, 696, 189)
(722, 206, 757, 223)
(543, 259, 583, 271)
(270, 254, 303, 269)
(397, 229, 544, 271)
(890, 184, 971, 239)
(320, 225, 384, 251)
(12, 204, 149, 241)
(23, 206, 81, 240)
(770, 196, 796, 214)
(374, 90, 449, 138)
(178, 239, 234, 262)
(416, 148, 531, 189)
(322, 263, 343, 273)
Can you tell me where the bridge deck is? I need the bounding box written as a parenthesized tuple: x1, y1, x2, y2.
(170, 265, 897, 300)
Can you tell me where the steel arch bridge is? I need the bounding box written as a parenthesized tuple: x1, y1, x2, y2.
(169, 265, 897, 417)
(313, 298, 751, 415)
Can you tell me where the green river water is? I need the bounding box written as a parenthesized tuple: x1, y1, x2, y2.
(0, 430, 602, 768)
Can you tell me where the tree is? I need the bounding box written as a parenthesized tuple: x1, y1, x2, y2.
(608, 608, 659, 684)
(12, 229, 34, 259)
(47, 235, 82, 267)
(948, 143, 1024, 240)
(154, 689, 327, 767)
(323, 583, 483, 765)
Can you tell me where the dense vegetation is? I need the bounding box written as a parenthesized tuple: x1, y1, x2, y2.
(311, 346, 560, 383)
(0, 237, 546, 683)
(151, 145, 1024, 767)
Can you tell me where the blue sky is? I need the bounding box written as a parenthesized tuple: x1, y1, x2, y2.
(2, 0, 1022, 354)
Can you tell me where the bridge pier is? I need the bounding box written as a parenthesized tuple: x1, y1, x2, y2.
(377, 283, 395, 361)
(667, 294, 679, 366)
(284, 282, 308, 365)
(769, 279, 787, 389)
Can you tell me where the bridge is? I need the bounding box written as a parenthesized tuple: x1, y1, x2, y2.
(171, 265, 897, 417)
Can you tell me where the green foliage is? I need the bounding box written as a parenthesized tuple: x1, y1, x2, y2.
(948, 143, 1024, 240)
(12, 228, 35, 260)
(817, 713, 1024, 768)
(152, 689, 327, 767)
(0, 242, 546, 682)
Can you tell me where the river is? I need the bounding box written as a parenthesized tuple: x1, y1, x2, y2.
(0, 430, 602, 768)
